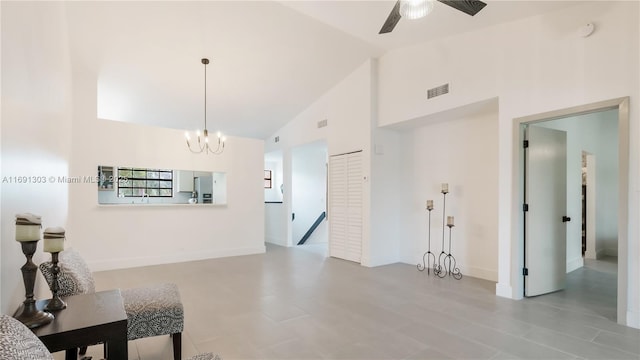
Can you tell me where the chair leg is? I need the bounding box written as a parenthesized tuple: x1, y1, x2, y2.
(79, 346, 88, 355)
(172, 333, 182, 360)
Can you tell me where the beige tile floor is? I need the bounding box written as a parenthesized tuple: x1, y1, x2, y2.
(54, 247, 639, 360)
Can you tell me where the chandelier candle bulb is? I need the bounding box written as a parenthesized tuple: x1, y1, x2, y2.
(447, 216, 454, 227)
(15, 213, 42, 242)
(441, 183, 449, 193)
(426, 200, 434, 210)
(43, 227, 65, 253)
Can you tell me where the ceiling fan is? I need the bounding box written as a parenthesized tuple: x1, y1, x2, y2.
(379, 0, 487, 34)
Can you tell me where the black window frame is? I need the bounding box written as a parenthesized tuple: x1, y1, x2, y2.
(117, 167, 173, 198)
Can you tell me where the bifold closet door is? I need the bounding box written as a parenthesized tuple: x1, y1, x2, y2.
(328, 151, 362, 263)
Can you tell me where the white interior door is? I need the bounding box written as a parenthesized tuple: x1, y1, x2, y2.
(329, 151, 362, 263)
(525, 125, 567, 297)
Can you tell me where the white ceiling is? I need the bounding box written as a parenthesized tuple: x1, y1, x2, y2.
(65, 1, 581, 139)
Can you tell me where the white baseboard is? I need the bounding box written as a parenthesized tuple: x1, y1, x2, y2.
(496, 282, 514, 299)
(88, 245, 266, 272)
(605, 247, 618, 257)
(627, 309, 640, 329)
(265, 236, 287, 247)
(584, 250, 597, 260)
(566, 257, 584, 273)
(465, 266, 498, 282)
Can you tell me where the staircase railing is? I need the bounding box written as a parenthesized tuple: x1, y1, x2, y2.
(297, 211, 326, 245)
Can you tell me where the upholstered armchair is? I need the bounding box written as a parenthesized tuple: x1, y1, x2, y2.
(39, 249, 186, 360)
(0, 314, 53, 360)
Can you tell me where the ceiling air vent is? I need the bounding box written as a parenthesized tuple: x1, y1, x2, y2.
(317, 119, 328, 128)
(427, 83, 449, 99)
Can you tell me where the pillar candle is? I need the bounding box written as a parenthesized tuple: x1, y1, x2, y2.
(447, 216, 454, 227)
(442, 183, 449, 193)
(426, 200, 434, 210)
(43, 227, 65, 253)
(15, 213, 42, 242)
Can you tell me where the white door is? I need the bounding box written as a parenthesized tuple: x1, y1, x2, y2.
(329, 151, 362, 263)
(525, 125, 568, 297)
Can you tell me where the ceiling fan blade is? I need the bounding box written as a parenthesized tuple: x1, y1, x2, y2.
(437, 0, 487, 16)
(379, 0, 402, 34)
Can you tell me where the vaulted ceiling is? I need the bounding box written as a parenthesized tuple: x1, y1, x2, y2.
(65, 1, 580, 139)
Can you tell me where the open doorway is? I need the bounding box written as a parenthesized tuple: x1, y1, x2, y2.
(291, 141, 328, 256)
(516, 97, 629, 325)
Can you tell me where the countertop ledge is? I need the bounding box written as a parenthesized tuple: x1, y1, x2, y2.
(98, 203, 227, 208)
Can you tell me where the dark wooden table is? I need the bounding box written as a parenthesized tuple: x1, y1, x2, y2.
(33, 289, 128, 360)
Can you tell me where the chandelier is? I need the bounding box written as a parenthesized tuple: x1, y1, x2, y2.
(185, 58, 226, 154)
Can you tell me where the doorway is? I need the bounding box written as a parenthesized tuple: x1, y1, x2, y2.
(515, 97, 629, 325)
(291, 141, 328, 254)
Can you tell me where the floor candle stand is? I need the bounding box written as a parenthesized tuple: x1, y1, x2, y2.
(417, 201, 435, 274)
(435, 185, 448, 278)
(441, 220, 463, 280)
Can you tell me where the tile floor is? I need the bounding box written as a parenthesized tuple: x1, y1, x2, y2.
(54, 247, 639, 360)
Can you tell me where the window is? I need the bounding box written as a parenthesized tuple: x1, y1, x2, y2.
(117, 167, 173, 197)
(264, 170, 272, 189)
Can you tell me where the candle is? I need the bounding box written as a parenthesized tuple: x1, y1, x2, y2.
(442, 183, 449, 193)
(447, 216, 454, 227)
(15, 213, 42, 242)
(426, 200, 434, 210)
(43, 227, 65, 253)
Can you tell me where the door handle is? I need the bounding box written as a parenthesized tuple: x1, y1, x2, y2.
(562, 216, 571, 222)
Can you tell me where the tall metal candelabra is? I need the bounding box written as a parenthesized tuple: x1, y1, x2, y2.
(441, 220, 463, 279)
(417, 201, 435, 274)
(435, 186, 448, 277)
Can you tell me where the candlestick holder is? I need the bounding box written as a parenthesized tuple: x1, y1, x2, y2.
(44, 251, 67, 311)
(438, 223, 462, 280)
(14, 241, 54, 328)
(417, 205, 436, 274)
(434, 188, 448, 277)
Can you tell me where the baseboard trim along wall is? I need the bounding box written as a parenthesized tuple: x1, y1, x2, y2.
(265, 236, 287, 247)
(87, 245, 267, 272)
(567, 257, 584, 273)
(465, 266, 498, 282)
(495, 282, 514, 299)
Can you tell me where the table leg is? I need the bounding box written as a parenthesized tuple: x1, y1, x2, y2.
(105, 334, 128, 359)
(65, 348, 78, 360)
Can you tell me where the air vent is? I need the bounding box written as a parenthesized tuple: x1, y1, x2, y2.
(274, 136, 280, 143)
(317, 119, 328, 128)
(427, 83, 449, 99)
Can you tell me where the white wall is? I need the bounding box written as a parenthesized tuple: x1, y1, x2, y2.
(264, 156, 283, 203)
(396, 109, 499, 281)
(265, 60, 381, 265)
(291, 142, 326, 244)
(67, 69, 265, 271)
(539, 109, 619, 269)
(378, 1, 639, 327)
(1, 2, 74, 313)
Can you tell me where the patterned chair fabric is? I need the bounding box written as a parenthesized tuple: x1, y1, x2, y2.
(0, 314, 53, 360)
(186, 353, 221, 360)
(39, 249, 185, 346)
(39, 248, 95, 297)
(122, 283, 184, 340)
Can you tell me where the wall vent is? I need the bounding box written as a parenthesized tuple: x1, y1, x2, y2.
(427, 83, 449, 99)
(274, 136, 280, 143)
(317, 119, 328, 128)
